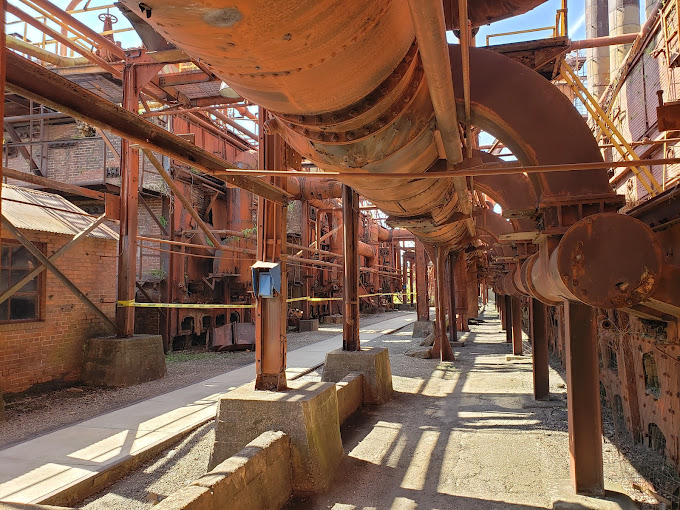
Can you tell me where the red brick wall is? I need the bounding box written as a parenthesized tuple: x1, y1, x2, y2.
(0, 230, 117, 395)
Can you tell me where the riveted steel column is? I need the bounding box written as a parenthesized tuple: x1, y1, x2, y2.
(505, 296, 513, 343)
(432, 246, 455, 362)
(448, 252, 457, 342)
(255, 109, 288, 391)
(301, 200, 311, 320)
(512, 296, 523, 355)
(565, 300, 604, 496)
(343, 184, 360, 351)
(116, 61, 140, 337)
(415, 240, 429, 321)
(532, 298, 550, 400)
(0, 0, 5, 268)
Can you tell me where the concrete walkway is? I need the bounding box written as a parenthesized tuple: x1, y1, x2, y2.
(292, 305, 638, 509)
(0, 312, 416, 505)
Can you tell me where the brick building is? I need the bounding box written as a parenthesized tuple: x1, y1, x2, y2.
(0, 184, 117, 395)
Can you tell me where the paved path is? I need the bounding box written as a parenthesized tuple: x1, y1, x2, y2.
(0, 312, 416, 505)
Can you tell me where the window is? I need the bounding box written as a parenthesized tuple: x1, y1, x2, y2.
(607, 343, 618, 372)
(0, 242, 43, 322)
(648, 423, 666, 456)
(643, 353, 661, 399)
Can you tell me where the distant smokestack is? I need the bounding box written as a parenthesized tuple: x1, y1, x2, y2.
(586, 0, 610, 98)
(608, 0, 640, 76)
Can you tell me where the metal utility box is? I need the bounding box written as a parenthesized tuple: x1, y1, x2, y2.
(251, 261, 282, 298)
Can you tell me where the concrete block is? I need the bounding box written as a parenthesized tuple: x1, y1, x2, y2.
(209, 380, 343, 495)
(335, 373, 363, 424)
(154, 485, 213, 510)
(298, 319, 319, 332)
(412, 320, 434, 338)
(198, 431, 291, 510)
(322, 314, 343, 324)
(451, 341, 466, 348)
(81, 335, 166, 387)
(322, 347, 393, 404)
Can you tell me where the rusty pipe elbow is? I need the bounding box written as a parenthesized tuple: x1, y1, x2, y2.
(531, 213, 664, 308)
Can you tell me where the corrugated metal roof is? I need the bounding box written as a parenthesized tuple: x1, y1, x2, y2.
(1, 184, 118, 240)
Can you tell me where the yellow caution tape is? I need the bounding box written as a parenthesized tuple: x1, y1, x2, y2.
(117, 301, 255, 309)
(119, 292, 414, 309)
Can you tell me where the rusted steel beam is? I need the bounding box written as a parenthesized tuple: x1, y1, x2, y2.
(531, 299, 549, 400)
(343, 184, 360, 351)
(2, 214, 117, 332)
(116, 62, 141, 337)
(0, 214, 107, 306)
(143, 150, 223, 250)
(25, 0, 125, 60)
(158, 70, 216, 87)
(412, 239, 430, 321)
(6, 4, 121, 76)
(0, 0, 4, 275)
(2, 167, 106, 200)
(511, 295, 523, 355)
(457, 0, 472, 158)
(4, 123, 42, 175)
(565, 300, 604, 496)
(4, 51, 290, 204)
(431, 245, 456, 361)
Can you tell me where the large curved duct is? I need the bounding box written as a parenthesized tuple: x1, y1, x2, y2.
(126, 1, 615, 251)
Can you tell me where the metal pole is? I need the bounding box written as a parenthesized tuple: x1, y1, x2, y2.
(415, 239, 429, 321)
(512, 296, 523, 355)
(342, 184, 360, 351)
(565, 301, 604, 496)
(448, 252, 457, 342)
(505, 296, 513, 344)
(531, 299, 549, 400)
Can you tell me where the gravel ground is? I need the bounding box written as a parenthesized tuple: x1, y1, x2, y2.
(0, 310, 404, 450)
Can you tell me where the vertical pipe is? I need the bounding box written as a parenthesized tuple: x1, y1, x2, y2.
(512, 296, 523, 355)
(505, 296, 513, 344)
(531, 299, 550, 400)
(448, 253, 457, 342)
(565, 301, 604, 496)
(301, 201, 311, 320)
(415, 240, 429, 321)
(342, 184, 360, 351)
(431, 246, 455, 361)
(116, 61, 139, 337)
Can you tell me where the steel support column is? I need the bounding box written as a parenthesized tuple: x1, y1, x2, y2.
(531, 298, 549, 400)
(415, 240, 429, 321)
(301, 200, 311, 320)
(0, 0, 5, 266)
(254, 109, 288, 391)
(342, 184, 360, 351)
(512, 296, 523, 355)
(448, 253, 457, 342)
(454, 254, 469, 332)
(565, 300, 604, 496)
(116, 61, 141, 337)
(505, 296, 513, 343)
(431, 246, 455, 362)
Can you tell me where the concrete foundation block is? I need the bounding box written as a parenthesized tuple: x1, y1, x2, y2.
(551, 481, 638, 510)
(298, 319, 319, 332)
(322, 347, 393, 404)
(81, 335, 166, 387)
(451, 341, 466, 348)
(335, 373, 363, 424)
(412, 320, 434, 338)
(322, 314, 343, 324)
(397, 304, 410, 311)
(209, 380, 344, 495)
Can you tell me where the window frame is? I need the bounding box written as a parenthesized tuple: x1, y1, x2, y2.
(0, 239, 46, 324)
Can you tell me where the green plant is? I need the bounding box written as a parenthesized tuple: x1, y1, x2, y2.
(149, 268, 167, 279)
(158, 215, 168, 228)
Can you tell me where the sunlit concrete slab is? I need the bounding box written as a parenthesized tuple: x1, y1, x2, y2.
(0, 312, 415, 506)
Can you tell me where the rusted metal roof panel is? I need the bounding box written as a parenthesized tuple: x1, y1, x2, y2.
(1, 184, 118, 240)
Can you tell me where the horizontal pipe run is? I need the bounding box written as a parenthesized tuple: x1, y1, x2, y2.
(570, 33, 638, 50)
(212, 157, 680, 180)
